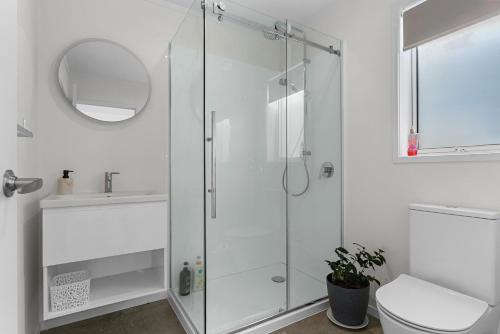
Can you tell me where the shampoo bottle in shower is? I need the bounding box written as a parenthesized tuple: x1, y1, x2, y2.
(193, 256, 204, 292)
(179, 262, 191, 296)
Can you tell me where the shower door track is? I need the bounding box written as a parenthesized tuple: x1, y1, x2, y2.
(226, 298, 329, 334)
(204, 1, 341, 56)
(168, 288, 330, 334)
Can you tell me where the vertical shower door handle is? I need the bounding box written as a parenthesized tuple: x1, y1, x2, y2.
(208, 110, 216, 218)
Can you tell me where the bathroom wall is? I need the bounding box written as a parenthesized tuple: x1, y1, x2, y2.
(33, 0, 186, 329)
(17, 0, 40, 332)
(37, 0, 186, 196)
(307, 0, 500, 310)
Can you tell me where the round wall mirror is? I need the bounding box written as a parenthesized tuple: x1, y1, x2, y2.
(57, 40, 151, 123)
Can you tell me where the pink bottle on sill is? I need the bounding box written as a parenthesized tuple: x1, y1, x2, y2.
(407, 128, 419, 157)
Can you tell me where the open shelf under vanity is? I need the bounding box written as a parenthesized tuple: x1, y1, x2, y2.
(43, 250, 166, 320)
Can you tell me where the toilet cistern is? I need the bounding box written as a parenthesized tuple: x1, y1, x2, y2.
(104, 172, 120, 193)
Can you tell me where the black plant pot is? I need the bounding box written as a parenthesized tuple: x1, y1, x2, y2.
(326, 274, 370, 326)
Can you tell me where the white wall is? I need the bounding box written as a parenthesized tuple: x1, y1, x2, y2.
(27, 0, 184, 330)
(17, 0, 40, 332)
(37, 0, 185, 196)
(307, 0, 500, 309)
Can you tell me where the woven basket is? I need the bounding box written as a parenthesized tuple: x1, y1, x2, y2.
(50, 270, 90, 312)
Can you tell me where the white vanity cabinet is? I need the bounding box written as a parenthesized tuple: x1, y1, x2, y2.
(41, 194, 168, 322)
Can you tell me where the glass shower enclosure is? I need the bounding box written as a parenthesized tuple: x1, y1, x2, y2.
(170, 1, 342, 333)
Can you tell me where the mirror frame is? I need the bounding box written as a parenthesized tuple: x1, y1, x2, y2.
(56, 38, 152, 124)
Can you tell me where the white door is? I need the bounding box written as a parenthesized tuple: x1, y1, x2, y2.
(0, 0, 19, 332)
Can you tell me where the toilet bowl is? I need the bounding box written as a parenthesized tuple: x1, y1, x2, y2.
(377, 204, 500, 334)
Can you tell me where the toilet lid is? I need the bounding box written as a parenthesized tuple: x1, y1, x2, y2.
(376, 274, 488, 332)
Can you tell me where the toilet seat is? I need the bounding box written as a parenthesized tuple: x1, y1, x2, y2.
(376, 275, 488, 333)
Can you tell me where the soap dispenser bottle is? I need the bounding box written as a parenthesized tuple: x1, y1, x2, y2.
(407, 128, 419, 157)
(58, 170, 74, 195)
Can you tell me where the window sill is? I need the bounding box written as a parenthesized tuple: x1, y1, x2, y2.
(394, 152, 500, 164)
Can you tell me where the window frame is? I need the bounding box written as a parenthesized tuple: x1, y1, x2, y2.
(394, 4, 500, 163)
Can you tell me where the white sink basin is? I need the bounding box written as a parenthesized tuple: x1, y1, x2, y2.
(41, 191, 167, 209)
(53, 191, 153, 200)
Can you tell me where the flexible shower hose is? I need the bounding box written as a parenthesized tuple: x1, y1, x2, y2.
(282, 157, 310, 197)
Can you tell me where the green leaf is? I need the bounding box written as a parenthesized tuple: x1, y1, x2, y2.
(336, 247, 349, 254)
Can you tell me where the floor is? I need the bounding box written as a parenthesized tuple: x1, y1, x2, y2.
(42, 300, 383, 334)
(41, 301, 185, 334)
(177, 263, 326, 334)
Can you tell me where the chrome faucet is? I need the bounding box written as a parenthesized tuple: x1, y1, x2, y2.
(104, 172, 120, 193)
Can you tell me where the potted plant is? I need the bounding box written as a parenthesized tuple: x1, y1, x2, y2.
(325, 243, 386, 326)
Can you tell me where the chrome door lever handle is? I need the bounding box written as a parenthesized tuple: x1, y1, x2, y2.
(3, 170, 43, 197)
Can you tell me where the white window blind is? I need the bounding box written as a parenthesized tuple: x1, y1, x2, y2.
(403, 0, 500, 50)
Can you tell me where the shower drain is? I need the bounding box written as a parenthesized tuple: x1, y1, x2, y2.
(271, 276, 286, 283)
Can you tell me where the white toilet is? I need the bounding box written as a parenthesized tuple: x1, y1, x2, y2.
(376, 204, 500, 334)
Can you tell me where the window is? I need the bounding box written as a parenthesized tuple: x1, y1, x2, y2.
(398, 4, 500, 160)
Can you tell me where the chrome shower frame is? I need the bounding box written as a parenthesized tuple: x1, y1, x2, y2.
(207, 1, 341, 56)
(168, 1, 345, 333)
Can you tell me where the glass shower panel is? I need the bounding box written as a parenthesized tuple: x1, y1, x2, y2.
(204, 2, 287, 333)
(170, 1, 205, 333)
(285, 22, 343, 309)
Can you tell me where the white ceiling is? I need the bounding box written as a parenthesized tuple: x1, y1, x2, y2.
(158, 0, 333, 23)
(233, 0, 333, 22)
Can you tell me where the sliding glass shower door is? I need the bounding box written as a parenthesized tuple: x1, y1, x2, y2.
(170, 2, 342, 334)
(285, 21, 343, 309)
(204, 4, 288, 333)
